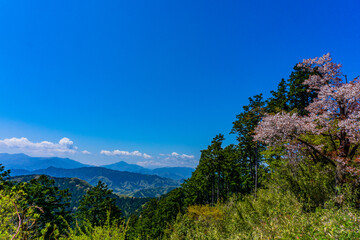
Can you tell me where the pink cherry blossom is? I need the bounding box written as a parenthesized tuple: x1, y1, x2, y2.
(255, 53, 360, 184)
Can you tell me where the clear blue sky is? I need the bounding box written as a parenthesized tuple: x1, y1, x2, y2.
(0, 0, 358, 168)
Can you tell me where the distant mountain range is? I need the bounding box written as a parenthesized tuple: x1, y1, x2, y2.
(0, 153, 193, 197)
(0, 153, 194, 180)
(10, 166, 180, 196)
(101, 161, 194, 180)
(101, 161, 147, 173)
(0, 153, 89, 170)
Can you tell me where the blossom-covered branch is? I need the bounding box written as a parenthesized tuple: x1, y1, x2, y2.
(255, 53, 360, 184)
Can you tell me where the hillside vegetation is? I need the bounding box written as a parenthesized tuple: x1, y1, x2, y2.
(10, 175, 150, 217)
(11, 166, 180, 196)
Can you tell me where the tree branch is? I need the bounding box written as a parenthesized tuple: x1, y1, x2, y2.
(322, 133, 338, 151)
(349, 144, 360, 160)
(295, 136, 336, 167)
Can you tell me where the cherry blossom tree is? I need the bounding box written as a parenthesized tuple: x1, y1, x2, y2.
(254, 53, 360, 186)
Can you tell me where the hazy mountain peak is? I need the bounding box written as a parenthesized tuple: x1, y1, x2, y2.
(0, 153, 89, 171)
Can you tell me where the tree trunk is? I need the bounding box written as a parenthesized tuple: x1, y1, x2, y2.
(335, 163, 345, 189)
(254, 143, 258, 199)
(211, 182, 214, 206)
(217, 174, 219, 203)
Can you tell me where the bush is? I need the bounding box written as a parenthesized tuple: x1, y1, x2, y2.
(63, 211, 127, 240)
(0, 188, 42, 239)
(167, 183, 360, 239)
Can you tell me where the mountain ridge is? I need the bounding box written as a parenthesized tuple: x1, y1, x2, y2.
(10, 166, 180, 196)
(0, 153, 89, 170)
(0, 153, 195, 180)
(101, 161, 194, 180)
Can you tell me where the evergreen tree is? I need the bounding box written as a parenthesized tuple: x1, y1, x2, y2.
(231, 94, 266, 196)
(266, 65, 318, 115)
(20, 175, 72, 239)
(0, 164, 12, 190)
(183, 134, 225, 205)
(266, 78, 289, 113)
(287, 65, 318, 116)
(182, 135, 247, 205)
(133, 188, 185, 239)
(77, 181, 123, 227)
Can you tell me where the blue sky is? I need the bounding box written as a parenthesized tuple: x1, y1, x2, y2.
(0, 0, 359, 168)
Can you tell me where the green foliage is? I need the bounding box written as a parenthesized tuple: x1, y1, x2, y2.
(19, 174, 72, 239)
(167, 184, 360, 240)
(0, 165, 22, 239)
(187, 205, 223, 222)
(0, 164, 12, 190)
(183, 136, 256, 206)
(272, 159, 336, 211)
(133, 188, 185, 239)
(17, 166, 180, 196)
(114, 195, 150, 218)
(63, 211, 127, 240)
(125, 214, 139, 240)
(12, 175, 149, 218)
(129, 186, 176, 198)
(133, 198, 159, 239)
(231, 94, 268, 197)
(183, 134, 227, 206)
(0, 189, 23, 239)
(266, 65, 318, 115)
(0, 187, 44, 239)
(77, 181, 123, 227)
(266, 78, 289, 113)
(287, 65, 318, 116)
(166, 152, 360, 239)
(11, 175, 92, 212)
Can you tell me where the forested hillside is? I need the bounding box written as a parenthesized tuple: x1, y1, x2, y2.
(10, 175, 150, 217)
(10, 166, 180, 196)
(1, 54, 360, 239)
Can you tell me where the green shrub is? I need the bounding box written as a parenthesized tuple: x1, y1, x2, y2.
(0, 188, 43, 239)
(63, 211, 127, 240)
(167, 183, 360, 239)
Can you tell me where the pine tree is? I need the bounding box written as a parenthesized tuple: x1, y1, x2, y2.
(20, 175, 71, 239)
(77, 181, 123, 227)
(232, 94, 266, 196)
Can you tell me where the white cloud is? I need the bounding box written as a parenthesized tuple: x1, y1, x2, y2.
(137, 160, 166, 168)
(141, 152, 197, 168)
(0, 137, 78, 155)
(100, 149, 152, 159)
(100, 150, 112, 155)
(143, 153, 152, 159)
(181, 154, 194, 159)
(168, 152, 194, 159)
(59, 137, 76, 148)
(171, 152, 180, 157)
(81, 150, 91, 154)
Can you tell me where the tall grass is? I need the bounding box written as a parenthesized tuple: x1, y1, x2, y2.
(167, 186, 360, 239)
(166, 160, 360, 240)
(61, 212, 127, 240)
